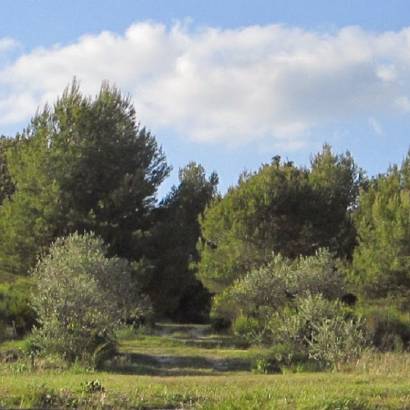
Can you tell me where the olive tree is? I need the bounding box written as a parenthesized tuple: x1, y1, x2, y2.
(212, 249, 346, 322)
(270, 294, 367, 368)
(31, 232, 147, 364)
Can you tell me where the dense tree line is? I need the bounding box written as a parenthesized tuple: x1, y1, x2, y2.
(0, 82, 217, 324)
(352, 156, 410, 304)
(0, 82, 410, 359)
(0, 82, 170, 277)
(146, 163, 218, 321)
(197, 146, 361, 292)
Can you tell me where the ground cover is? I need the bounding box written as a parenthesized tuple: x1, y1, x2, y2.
(0, 324, 409, 409)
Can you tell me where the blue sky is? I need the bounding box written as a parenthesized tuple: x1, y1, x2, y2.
(1, 0, 410, 196)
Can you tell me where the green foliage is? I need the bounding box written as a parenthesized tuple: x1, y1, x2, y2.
(0, 324, 409, 408)
(212, 249, 346, 324)
(251, 356, 280, 374)
(147, 162, 217, 320)
(0, 81, 170, 275)
(352, 155, 410, 302)
(271, 295, 367, 369)
(211, 250, 367, 368)
(359, 305, 410, 351)
(0, 278, 36, 338)
(232, 315, 265, 343)
(27, 384, 62, 409)
(31, 232, 146, 364)
(0, 136, 16, 206)
(270, 295, 342, 359)
(268, 342, 309, 368)
(307, 315, 368, 369)
(25, 382, 107, 409)
(308, 144, 362, 259)
(198, 146, 361, 292)
(82, 379, 105, 394)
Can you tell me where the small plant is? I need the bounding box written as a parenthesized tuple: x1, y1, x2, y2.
(82, 379, 105, 394)
(269, 343, 303, 367)
(251, 357, 280, 374)
(92, 338, 117, 369)
(232, 315, 266, 343)
(317, 397, 371, 410)
(28, 384, 60, 408)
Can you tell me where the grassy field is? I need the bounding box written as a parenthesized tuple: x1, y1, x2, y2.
(0, 323, 409, 409)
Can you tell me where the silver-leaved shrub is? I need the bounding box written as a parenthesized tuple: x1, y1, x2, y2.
(270, 294, 367, 368)
(31, 232, 146, 365)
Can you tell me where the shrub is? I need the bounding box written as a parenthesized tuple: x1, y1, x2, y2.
(360, 305, 410, 351)
(270, 294, 341, 359)
(209, 249, 368, 368)
(251, 357, 281, 374)
(269, 343, 300, 367)
(232, 315, 266, 343)
(31, 232, 147, 365)
(82, 379, 105, 394)
(0, 278, 36, 337)
(308, 316, 368, 369)
(270, 294, 367, 369)
(212, 249, 346, 324)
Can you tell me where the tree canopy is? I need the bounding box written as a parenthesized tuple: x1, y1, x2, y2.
(0, 82, 170, 275)
(352, 154, 410, 303)
(146, 162, 218, 321)
(0, 136, 16, 207)
(197, 146, 361, 292)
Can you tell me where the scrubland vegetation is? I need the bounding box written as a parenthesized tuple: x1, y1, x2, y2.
(1, 324, 410, 409)
(0, 82, 409, 408)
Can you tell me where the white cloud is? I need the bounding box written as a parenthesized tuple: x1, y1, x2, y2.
(0, 37, 19, 53)
(376, 64, 397, 82)
(396, 96, 410, 113)
(1, 23, 410, 148)
(368, 117, 383, 135)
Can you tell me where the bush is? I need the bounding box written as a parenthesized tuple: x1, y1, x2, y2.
(0, 278, 36, 338)
(251, 356, 281, 374)
(31, 232, 147, 365)
(270, 295, 340, 359)
(211, 249, 345, 343)
(360, 305, 410, 351)
(212, 249, 346, 324)
(308, 316, 367, 369)
(270, 294, 368, 369)
(232, 315, 266, 343)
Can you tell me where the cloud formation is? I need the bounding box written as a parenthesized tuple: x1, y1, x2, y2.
(0, 38, 18, 53)
(1, 22, 410, 148)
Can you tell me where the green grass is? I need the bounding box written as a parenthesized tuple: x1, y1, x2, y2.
(0, 324, 409, 409)
(0, 338, 27, 352)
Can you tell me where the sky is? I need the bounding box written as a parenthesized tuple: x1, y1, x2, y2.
(1, 0, 410, 196)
